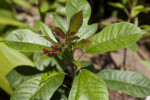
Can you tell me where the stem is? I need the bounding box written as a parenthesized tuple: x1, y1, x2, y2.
(37, 0, 45, 22)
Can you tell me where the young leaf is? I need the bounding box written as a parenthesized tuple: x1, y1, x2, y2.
(52, 27, 66, 38)
(73, 61, 81, 69)
(98, 69, 150, 97)
(69, 69, 108, 100)
(73, 39, 92, 50)
(2, 29, 52, 52)
(53, 14, 68, 33)
(11, 73, 65, 100)
(66, 0, 91, 24)
(67, 10, 83, 34)
(37, 21, 57, 42)
(84, 22, 145, 54)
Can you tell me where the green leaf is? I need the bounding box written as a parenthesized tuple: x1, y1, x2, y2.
(11, 73, 65, 100)
(108, 2, 125, 9)
(131, 5, 144, 18)
(141, 60, 150, 71)
(52, 27, 65, 38)
(13, 0, 32, 8)
(73, 39, 92, 50)
(80, 61, 95, 72)
(98, 69, 150, 97)
(0, 16, 24, 26)
(84, 22, 144, 54)
(53, 14, 68, 33)
(66, 0, 98, 40)
(40, 36, 62, 47)
(68, 10, 83, 34)
(56, 7, 66, 16)
(33, 52, 51, 71)
(6, 66, 42, 88)
(37, 21, 57, 42)
(127, 43, 138, 54)
(40, 70, 60, 84)
(3, 29, 52, 52)
(66, 0, 91, 25)
(73, 61, 81, 69)
(69, 69, 108, 100)
(0, 37, 34, 94)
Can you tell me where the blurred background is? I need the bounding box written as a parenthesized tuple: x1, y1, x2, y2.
(0, 0, 150, 100)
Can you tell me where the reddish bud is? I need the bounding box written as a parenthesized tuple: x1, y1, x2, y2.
(50, 52, 53, 54)
(43, 48, 46, 51)
(57, 51, 59, 54)
(46, 53, 49, 56)
(51, 45, 54, 47)
(55, 46, 59, 49)
(57, 50, 61, 52)
(50, 50, 53, 52)
(46, 50, 48, 52)
(40, 53, 44, 55)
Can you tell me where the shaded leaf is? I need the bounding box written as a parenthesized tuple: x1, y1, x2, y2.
(69, 69, 108, 100)
(6, 66, 42, 88)
(73, 39, 92, 50)
(11, 73, 65, 100)
(98, 69, 150, 97)
(73, 61, 81, 69)
(84, 22, 144, 54)
(108, 2, 125, 9)
(68, 10, 83, 34)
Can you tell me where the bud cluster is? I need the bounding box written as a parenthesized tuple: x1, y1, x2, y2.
(40, 45, 61, 56)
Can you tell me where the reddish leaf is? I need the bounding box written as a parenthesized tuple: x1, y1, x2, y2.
(52, 27, 66, 38)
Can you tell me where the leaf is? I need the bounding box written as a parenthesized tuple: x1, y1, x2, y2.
(66, 0, 98, 40)
(141, 60, 150, 71)
(0, 37, 34, 94)
(37, 21, 57, 42)
(40, 36, 62, 47)
(73, 39, 92, 50)
(11, 73, 65, 100)
(3, 29, 52, 52)
(40, 70, 60, 84)
(56, 7, 66, 16)
(53, 14, 68, 33)
(108, 2, 125, 9)
(73, 61, 81, 69)
(6, 66, 42, 88)
(69, 69, 108, 100)
(80, 61, 95, 72)
(33, 52, 51, 71)
(13, 0, 32, 8)
(127, 43, 138, 54)
(131, 5, 144, 18)
(0, 16, 24, 26)
(66, 0, 91, 25)
(68, 10, 83, 34)
(84, 22, 145, 54)
(98, 69, 150, 97)
(52, 27, 65, 38)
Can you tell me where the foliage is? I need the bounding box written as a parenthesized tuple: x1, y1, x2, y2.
(0, 0, 150, 100)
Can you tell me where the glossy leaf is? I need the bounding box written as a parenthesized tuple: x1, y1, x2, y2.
(84, 22, 145, 54)
(68, 10, 83, 34)
(52, 27, 65, 38)
(69, 69, 108, 100)
(11, 73, 65, 100)
(37, 21, 57, 42)
(131, 5, 144, 18)
(6, 66, 42, 88)
(0, 37, 34, 94)
(98, 69, 150, 97)
(3, 29, 52, 52)
(73, 39, 92, 50)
